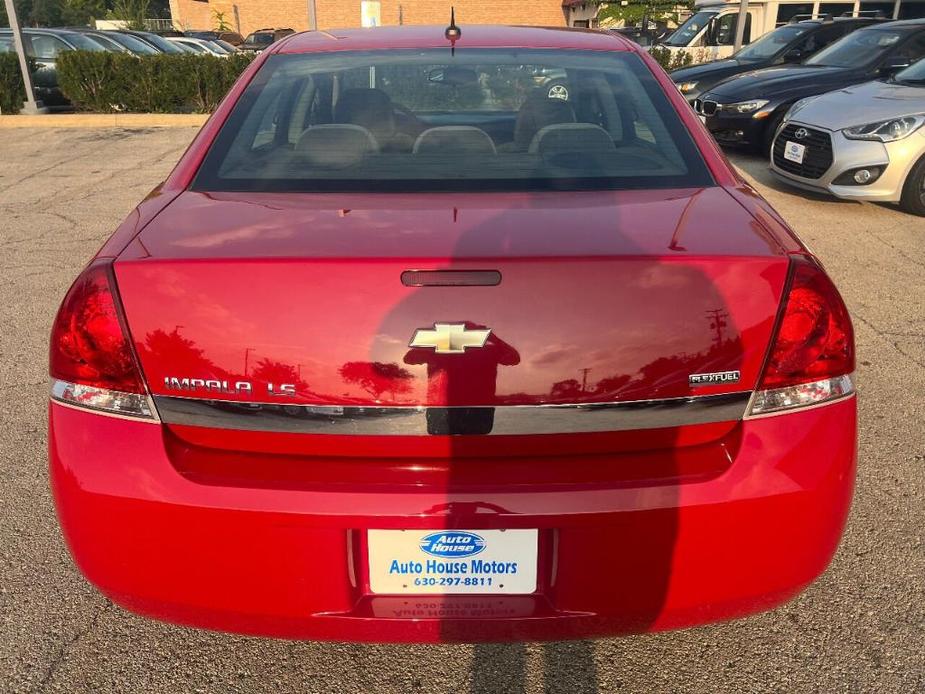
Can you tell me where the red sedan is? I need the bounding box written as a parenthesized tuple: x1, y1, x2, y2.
(48, 25, 856, 642)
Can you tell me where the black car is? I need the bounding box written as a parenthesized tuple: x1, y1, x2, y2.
(695, 19, 925, 152)
(672, 17, 880, 104)
(59, 27, 164, 55)
(70, 29, 161, 55)
(0, 28, 109, 109)
(121, 29, 189, 54)
(240, 27, 294, 52)
(185, 30, 245, 46)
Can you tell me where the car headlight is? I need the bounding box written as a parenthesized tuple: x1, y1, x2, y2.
(842, 115, 925, 142)
(783, 97, 814, 122)
(678, 81, 698, 94)
(725, 99, 770, 114)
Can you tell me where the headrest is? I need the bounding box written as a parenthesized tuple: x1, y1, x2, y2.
(295, 125, 379, 168)
(529, 123, 616, 169)
(334, 88, 394, 138)
(512, 91, 576, 151)
(413, 126, 497, 156)
(529, 123, 615, 153)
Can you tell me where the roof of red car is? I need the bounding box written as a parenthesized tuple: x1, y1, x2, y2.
(276, 25, 635, 54)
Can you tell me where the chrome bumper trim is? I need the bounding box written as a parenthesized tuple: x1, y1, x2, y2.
(153, 392, 752, 436)
(51, 379, 158, 421)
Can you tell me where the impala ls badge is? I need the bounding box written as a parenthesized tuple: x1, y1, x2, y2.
(409, 323, 491, 354)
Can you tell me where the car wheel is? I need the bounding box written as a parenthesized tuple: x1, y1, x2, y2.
(547, 83, 569, 101)
(761, 110, 786, 157)
(900, 154, 925, 216)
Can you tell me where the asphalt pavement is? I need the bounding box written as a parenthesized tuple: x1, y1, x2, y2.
(0, 128, 922, 693)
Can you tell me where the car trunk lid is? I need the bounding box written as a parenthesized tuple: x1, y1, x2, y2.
(114, 187, 789, 459)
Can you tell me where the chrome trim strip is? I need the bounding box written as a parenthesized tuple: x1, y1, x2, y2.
(743, 391, 855, 420)
(50, 379, 159, 422)
(744, 374, 856, 419)
(153, 392, 751, 436)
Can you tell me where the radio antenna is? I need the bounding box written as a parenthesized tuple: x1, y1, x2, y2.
(445, 7, 461, 55)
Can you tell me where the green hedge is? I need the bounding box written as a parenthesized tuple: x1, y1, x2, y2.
(649, 46, 695, 72)
(57, 51, 255, 113)
(0, 52, 28, 115)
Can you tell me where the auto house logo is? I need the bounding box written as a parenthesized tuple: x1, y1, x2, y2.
(419, 531, 486, 558)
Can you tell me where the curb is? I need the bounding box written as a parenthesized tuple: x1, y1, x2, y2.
(0, 113, 209, 128)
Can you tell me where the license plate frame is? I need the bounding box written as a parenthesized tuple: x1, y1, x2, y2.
(367, 529, 539, 595)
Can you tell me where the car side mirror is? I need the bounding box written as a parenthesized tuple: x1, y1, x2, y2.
(782, 49, 803, 63)
(880, 55, 911, 75)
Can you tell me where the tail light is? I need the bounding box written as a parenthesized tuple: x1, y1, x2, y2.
(49, 259, 156, 419)
(747, 256, 855, 416)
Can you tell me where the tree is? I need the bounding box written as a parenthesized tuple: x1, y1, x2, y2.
(598, 0, 690, 28)
(60, 0, 106, 26)
(29, 0, 62, 24)
(109, 0, 149, 29)
(212, 9, 231, 31)
(0, 0, 35, 27)
(250, 358, 309, 392)
(550, 379, 583, 399)
(1, 0, 162, 28)
(339, 361, 414, 400)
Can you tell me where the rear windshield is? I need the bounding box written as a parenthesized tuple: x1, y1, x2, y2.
(806, 28, 903, 67)
(179, 40, 207, 53)
(193, 49, 713, 193)
(65, 33, 110, 52)
(108, 32, 159, 55)
(735, 24, 812, 60)
(139, 32, 185, 54)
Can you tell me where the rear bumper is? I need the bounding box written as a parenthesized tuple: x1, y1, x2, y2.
(49, 397, 857, 642)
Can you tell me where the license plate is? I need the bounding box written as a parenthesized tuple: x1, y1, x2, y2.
(784, 141, 806, 164)
(367, 529, 538, 594)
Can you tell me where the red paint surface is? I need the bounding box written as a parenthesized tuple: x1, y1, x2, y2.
(50, 397, 856, 642)
(49, 25, 857, 641)
(115, 188, 789, 407)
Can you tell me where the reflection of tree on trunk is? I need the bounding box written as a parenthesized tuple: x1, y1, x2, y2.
(339, 361, 414, 400)
(404, 324, 519, 435)
(139, 327, 224, 377)
(250, 358, 309, 392)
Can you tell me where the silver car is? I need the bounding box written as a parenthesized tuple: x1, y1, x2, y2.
(770, 59, 925, 215)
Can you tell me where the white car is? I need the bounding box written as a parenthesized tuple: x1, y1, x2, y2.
(166, 36, 231, 57)
(771, 58, 925, 215)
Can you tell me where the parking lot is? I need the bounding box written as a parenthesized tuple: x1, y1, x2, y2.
(1, 126, 923, 693)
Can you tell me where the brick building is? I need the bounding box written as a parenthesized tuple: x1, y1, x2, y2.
(168, 0, 594, 37)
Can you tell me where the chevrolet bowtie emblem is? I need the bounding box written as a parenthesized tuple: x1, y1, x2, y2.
(409, 323, 491, 354)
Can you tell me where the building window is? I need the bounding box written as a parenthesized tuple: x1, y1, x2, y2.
(776, 3, 814, 25)
(859, 1, 896, 17)
(819, 2, 856, 17)
(899, 1, 925, 19)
